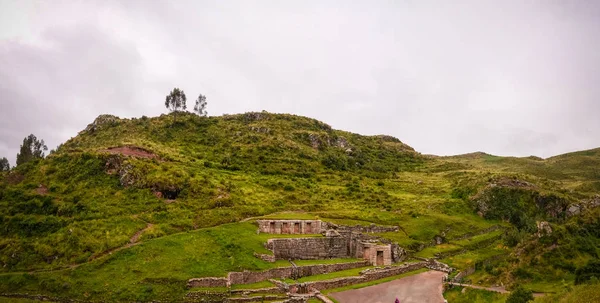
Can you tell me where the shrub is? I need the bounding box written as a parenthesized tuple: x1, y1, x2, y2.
(506, 285, 533, 303)
(575, 260, 600, 285)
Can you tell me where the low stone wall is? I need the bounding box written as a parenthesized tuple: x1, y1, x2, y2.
(336, 224, 399, 234)
(425, 260, 453, 273)
(229, 267, 293, 285)
(187, 277, 228, 288)
(268, 237, 349, 260)
(230, 287, 283, 295)
(228, 295, 287, 302)
(294, 260, 370, 279)
(301, 262, 427, 291)
(185, 291, 229, 302)
(453, 266, 476, 282)
(227, 261, 369, 285)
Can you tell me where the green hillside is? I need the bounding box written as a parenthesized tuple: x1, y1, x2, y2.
(1, 112, 599, 302)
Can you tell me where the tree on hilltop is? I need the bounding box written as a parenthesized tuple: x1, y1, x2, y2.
(0, 157, 9, 172)
(165, 88, 187, 122)
(16, 134, 48, 166)
(193, 94, 207, 117)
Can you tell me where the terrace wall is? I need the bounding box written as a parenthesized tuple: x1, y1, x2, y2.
(226, 260, 370, 285)
(268, 237, 350, 260)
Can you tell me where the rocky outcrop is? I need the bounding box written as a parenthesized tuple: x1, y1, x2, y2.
(567, 196, 600, 217)
(80, 114, 121, 134)
(536, 221, 552, 237)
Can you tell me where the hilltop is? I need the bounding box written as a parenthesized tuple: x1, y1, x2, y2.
(0, 112, 599, 302)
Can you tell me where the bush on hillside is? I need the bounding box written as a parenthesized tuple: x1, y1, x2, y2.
(506, 285, 533, 303)
(575, 260, 600, 285)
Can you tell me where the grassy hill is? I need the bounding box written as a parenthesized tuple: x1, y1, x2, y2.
(0, 112, 599, 301)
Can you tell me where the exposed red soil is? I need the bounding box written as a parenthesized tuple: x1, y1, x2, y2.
(36, 184, 49, 195)
(329, 270, 446, 303)
(100, 146, 158, 159)
(5, 172, 24, 185)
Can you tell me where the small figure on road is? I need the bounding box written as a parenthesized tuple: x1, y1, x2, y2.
(395, 298, 400, 303)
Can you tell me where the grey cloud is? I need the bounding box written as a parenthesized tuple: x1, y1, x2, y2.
(1, 0, 600, 165)
(0, 24, 146, 165)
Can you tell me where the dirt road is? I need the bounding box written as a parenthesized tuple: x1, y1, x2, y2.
(329, 270, 446, 303)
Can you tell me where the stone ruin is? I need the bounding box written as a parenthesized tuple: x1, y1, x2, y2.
(257, 220, 404, 266)
(257, 219, 324, 234)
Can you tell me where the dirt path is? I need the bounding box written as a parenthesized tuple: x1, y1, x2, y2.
(89, 223, 152, 261)
(130, 223, 153, 243)
(447, 282, 508, 293)
(447, 283, 547, 297)
(0, 223, 154, 277)
(329, 270, 446, 303)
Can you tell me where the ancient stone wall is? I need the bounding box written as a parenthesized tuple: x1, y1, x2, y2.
(298, 262, 427, 291)
(294, 260, 371, 279)
(257, 220, 323, 234)
(187, 277, 228, 288)
(228, 267, 293, 285)
(268, 237, 349, 260)
(226, 261, 369, 285)
(335, 223, 399, 234)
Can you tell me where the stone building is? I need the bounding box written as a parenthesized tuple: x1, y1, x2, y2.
(359, 243, 392, 266)
(257, 219, 324, 234)
(258, 220, 397, 266)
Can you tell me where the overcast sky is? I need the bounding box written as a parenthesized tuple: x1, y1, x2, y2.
(1, 0, 600, 165)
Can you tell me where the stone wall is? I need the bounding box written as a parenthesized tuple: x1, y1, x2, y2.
(268, 237, 350, 260)
(294, 260, 370, 279)
(296, 262, 427, 291)
(257, 220, 323, 234)
(187, 277, 228, 288)
(229, 267, 293, 285)
(335, 223, 399, 234)
(227, 261, 369, 285)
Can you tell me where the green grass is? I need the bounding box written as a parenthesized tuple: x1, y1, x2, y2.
(443, 286, 507, 303)
(534, 281, 600, 303)
(441, 242, 509, 270)
(230, 280, 275, 290)
(415, 244, 464, 258)
(285, 266, 373, 283)
(0, 222, 306, 301)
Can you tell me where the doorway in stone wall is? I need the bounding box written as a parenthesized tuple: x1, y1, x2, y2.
(294, 222, 300, 233)
(376, 251, 384, 266)
(270, 222, 275, 233)
(306, 222, 312, 233)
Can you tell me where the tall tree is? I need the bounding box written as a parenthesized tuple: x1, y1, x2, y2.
(164, 88, 187, 122)
(193, 94, 207, 117)
(16, 134, 48, 166)
(0, 157, 9, 172)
